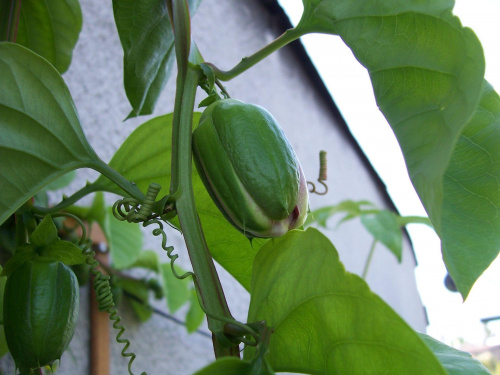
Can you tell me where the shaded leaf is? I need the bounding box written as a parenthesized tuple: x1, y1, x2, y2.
(29, 215, 58, 248)
(441, 82, 500, 297)
(0, 274, 8, 357)
(103, 208, 143, 270)
(129, 250, 160, 273)
(298, 0, 486, 297)
(94, 113, 265, 290)
(45, 171, 76, 191)
(420, 333, 491, 375)
(119, 278, 152, 322)
(246, 228, 446, 374)
(0, 43, 101, 226)
(361, 210, 402, 262)
(14, 0, 82, 73)
(86, 192, 107, 228)
(0, 244, 36, 277)
(112, 0, 202, 118)
(305, 200, 377, 228)
(185, 288, 205, 333)
(161, 263, 190, 313)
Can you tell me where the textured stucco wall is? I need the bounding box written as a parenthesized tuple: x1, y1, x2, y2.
(1, 0, 428, 374)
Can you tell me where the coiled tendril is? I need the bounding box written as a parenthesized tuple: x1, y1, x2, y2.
(308, 150, 328, 195)
(51, 212, 146, 375)
(112, 183, 262, 348)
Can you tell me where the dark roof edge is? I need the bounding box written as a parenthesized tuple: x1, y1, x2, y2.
(256, 0, 418, 264)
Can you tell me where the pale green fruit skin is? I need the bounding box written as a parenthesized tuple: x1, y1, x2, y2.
(193, 99, 309, 238)
(4, 259, 79, 372)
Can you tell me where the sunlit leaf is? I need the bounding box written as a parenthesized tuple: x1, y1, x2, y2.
(305, 200, 377, 228)
(441, 82, 500, 297)
(246, 228, 446, 374)
(112, 0, 202, 118)
(420, 333, 491, 375)
(298, 1, 486, 298)
(0, 43, 101, 226)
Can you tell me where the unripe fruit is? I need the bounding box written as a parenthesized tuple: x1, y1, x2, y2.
(3, 259, 79, 372)
(193, 99, 308, 238)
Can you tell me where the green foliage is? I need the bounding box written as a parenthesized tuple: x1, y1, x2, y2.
(112, 0, 202, 118)
(298, 0, 496, 298)
(94, 113, 267, 290)
(360, 210, 402, 262)
(161, 263, 190, 313)
(0, 0, 497, 373)
(246, 228, 446, 374)
(0, 273, 8, 358)
(117, 278, 153, 323)
(193, 357, 275, 375)
(13, 0, 82, 73)
(0, 43, 101, 226)
(1, 216, 86, 277)
(441, 82, 500, 298)
(185, 289, 205, 333)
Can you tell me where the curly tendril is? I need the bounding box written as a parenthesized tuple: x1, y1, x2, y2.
(112, 183, 262, 348)
(50, 213, 146, 375)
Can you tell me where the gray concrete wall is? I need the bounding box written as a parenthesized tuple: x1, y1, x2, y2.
(1, 0, 427, 374)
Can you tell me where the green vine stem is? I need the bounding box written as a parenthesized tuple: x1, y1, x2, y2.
(168, 0, 239, 357)
(30, 160, 144, 216)
(206, 26, 304, 81)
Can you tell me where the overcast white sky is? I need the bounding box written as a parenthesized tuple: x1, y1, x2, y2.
(278, 0, 500, 346)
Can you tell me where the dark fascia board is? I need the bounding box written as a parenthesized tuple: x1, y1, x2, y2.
(254, 0, 418, 264)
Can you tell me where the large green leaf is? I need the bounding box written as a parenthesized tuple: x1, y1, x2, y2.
(298, 1, 487, 297)
(112, 0, 202, 118)
(94, 114, 265, 290)
(442, 82, 500, 297)
(0, 43, 100, 226)
(245, 228, 446, 374)
(13, 0, 82, 73)
(419, 333, 490, 375)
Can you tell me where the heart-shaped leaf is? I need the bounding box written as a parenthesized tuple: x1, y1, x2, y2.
(0, 43, 101, 226)
(298, 0, 488, 298)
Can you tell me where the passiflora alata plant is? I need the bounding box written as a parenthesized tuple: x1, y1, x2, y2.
(0, 0, 497, 374)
